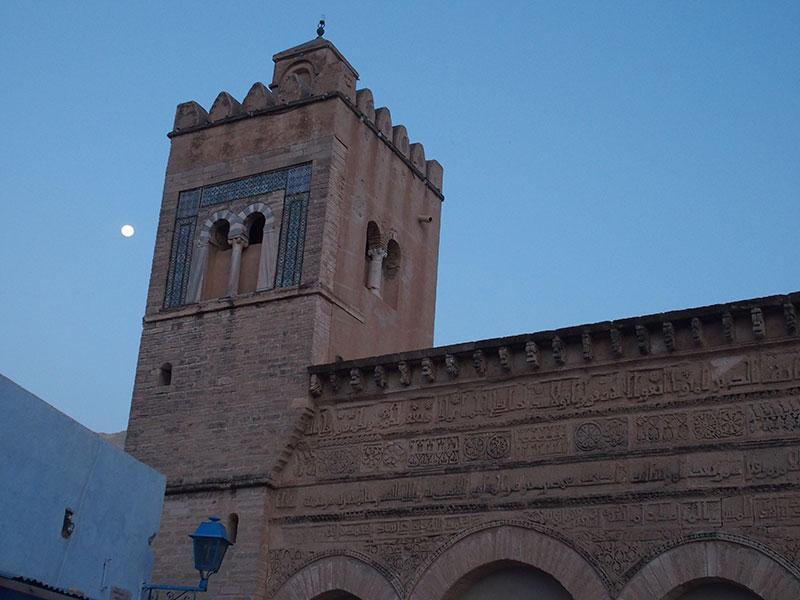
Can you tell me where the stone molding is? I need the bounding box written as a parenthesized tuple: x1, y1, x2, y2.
(309, 292, 800, 402)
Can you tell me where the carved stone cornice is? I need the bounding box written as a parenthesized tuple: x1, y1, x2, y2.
(308, 292, 800, 402)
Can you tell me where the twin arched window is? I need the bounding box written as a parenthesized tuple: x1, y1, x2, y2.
(364, 221, 401, 308)
(187, 204, 278, 302)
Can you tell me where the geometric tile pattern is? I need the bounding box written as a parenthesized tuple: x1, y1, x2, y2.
(164, 163, 313, 308)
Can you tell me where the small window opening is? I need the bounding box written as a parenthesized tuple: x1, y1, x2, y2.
(210, 220, 231, 250)
(227, 512, 239, 544)
(384, 240, 401, 279)
(247, 214, 265, 245)
(61, 508, 75, 538)
(159, 363, 172, 386)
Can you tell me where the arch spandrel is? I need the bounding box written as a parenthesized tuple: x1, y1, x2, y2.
(271, 554, 401, 600)
(619, 537, 800, 600)
(408, 524, 611, 600)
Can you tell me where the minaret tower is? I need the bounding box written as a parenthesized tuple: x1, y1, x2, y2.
(125, 32, 444, 597)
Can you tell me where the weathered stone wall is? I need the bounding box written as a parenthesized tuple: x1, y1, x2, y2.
(269, 294, 800, 599)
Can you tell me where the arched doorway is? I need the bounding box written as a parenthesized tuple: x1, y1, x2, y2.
(671, 580, 764, 600)
(446, 560, 573, 600)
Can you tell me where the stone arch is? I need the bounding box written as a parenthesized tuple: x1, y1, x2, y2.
(280, 60, 315, 102)
(185, 209, 244, 302)
(198, 209, 243, 243)
(618, 534, 800, 600)
(408, 523, 611, 600)
(271, 554, 401, 600)
(237, 203, 278, 292)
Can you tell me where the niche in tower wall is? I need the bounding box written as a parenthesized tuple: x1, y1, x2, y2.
(164, 163, 312, 308)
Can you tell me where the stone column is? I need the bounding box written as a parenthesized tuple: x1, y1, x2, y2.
(366, 247, 387, 297)
(186, 240, 208, 303)
(226, 235, 248, 297)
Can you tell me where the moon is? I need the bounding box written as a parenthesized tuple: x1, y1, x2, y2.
(121, 224, 135, 238)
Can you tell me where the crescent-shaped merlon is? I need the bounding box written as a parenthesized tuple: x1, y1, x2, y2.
(209, 91, 245, 123)
(243, 82, 277, 113)
(409, 143, 425, 172)
(355, 88, 375, 123)
(392, 125, 409, 156)
(173, 101, 210, 132)
(374, 107, 392, 138)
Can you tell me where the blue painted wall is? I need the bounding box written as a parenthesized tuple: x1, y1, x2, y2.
(0, 375, 165, 599)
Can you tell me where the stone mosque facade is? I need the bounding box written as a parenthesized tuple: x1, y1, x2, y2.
(125, 35, 800, 600)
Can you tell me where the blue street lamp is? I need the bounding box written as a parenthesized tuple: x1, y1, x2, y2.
(143, 517, 231, 599)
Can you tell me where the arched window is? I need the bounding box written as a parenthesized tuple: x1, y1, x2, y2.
(239, 213, 266, 294)
(201, 219, 231, 300)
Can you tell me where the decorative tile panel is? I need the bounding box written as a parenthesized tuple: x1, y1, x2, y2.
(200, 171, 288, 207)
(275, 192, 310, 288)
(176, 189, 201, 218)
(164, 217, 196, 308)
(164, 163, 313, 308)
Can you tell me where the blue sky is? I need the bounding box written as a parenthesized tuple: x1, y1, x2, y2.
(1, 1, 798, 433)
